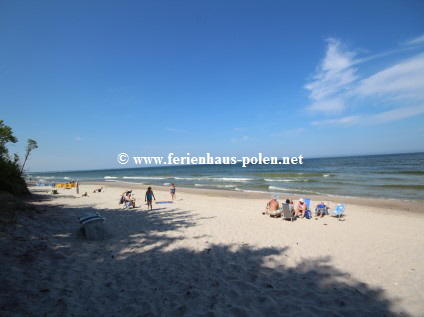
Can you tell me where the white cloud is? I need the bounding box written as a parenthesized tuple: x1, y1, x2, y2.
(304, 38, 358, 113)
(312, 116, 360, 126)
(372, 105, 424, 123)
(403, 34, 424, 46)
(305, 37, 424, 126)
(307, 98, 345, 113)
(311, 105, 424, 126)
(75, 137, 82, 141)
(356, 54, 424, 100)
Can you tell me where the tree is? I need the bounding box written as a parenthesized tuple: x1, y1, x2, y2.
(21, 139, 38, 173)
(0, 120, 18, 158)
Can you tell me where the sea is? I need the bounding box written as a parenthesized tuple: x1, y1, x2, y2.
(29, 152, 424, 201)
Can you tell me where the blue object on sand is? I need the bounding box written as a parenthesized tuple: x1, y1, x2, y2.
(156, 201, 173, 204)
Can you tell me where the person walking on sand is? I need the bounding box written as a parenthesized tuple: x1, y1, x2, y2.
(145, 187, 156, 210)
(170, 183, 176, 201)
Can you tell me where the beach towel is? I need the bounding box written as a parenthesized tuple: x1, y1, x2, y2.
(156, 201, 173, 204)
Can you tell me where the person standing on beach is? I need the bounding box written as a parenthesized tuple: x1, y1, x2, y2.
(170, 183, 176, 201)
(76, 181, 79, 194)
(145, 187, 156, 210)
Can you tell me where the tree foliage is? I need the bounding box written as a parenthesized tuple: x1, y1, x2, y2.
(0, 120, 33, 195)
(21, 139, 38, 173)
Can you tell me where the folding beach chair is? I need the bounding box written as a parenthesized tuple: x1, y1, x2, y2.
(281, 203, 294, 222)
(330, 204, 346, 221)
(315, 204, 328, 217)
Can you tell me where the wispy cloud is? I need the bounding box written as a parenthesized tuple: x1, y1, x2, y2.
(312, 105, 424, 126)
(356, 54, 424, 100)
(231, 136, 254, 143)
(165, 127, 188, 133)
(312, 116, 360, 126)
(75, 136, 82, 141)
(305, 37, 424, 126)
(402, 34, 424, 46)
(271, 128, 305, 137)
(304, 38, 358, 113)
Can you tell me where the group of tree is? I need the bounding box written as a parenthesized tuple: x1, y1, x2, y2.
(0, 120, 38, 195)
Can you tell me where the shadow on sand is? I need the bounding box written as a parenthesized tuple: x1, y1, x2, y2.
(0, 192, 408, 316)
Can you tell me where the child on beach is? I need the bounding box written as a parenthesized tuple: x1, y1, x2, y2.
(145, 187, 156, 210)
(170, 183, 176, 201)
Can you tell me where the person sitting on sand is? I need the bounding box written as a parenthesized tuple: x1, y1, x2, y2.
(93, 187, 103, 193)
(123, 193, 136, 209)
(145, 187, 156, 210)
(294, 198, 307, 219)
(285, 199, 295, 213)
(264, 197, 281, 217)
(315, 202, 329, 218)
(170, 183, 176, 201)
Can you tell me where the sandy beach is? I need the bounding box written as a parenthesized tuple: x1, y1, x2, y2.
(1, 183, 423, 316)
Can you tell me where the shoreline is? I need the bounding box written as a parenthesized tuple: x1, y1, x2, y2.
(84, 180, 424, 214)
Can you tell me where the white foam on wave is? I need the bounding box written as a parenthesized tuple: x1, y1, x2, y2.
(211, 177, 253, 182)
(241, 189, 269, 194)
(123, 176, 167, 180)
(268, 186, 293, 191)
(175, 177, 209, 180)
(164, 182, 170, 186)
(104, 176, 118, 179)
(195, 184, 236, 188)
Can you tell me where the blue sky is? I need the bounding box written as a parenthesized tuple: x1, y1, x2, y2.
(1, 0, 424, 172)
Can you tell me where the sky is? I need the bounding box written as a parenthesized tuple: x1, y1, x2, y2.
(1, 0, 424, 172)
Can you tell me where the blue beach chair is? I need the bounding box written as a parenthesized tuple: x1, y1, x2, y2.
(303, 198, 312, 219)
(330, 204, 346, 221)
(315, 204, 328, 216)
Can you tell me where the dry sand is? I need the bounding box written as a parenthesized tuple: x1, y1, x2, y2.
(1, 183, 423, 316)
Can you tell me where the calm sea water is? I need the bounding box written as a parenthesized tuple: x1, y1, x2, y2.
(30, 152, 424, 201)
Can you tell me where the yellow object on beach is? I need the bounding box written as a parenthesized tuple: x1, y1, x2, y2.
(55, 183, 76, 188)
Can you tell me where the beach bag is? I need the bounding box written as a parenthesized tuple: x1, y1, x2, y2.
(305, 209, 311, 219)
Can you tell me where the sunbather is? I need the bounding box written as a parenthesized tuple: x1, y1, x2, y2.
(123, 193, 135, 209)
(264, 197, 281, 217)
(285, 199, 295, 213)
(315, 202, 329, 218)
(294, 198, 307, 219)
